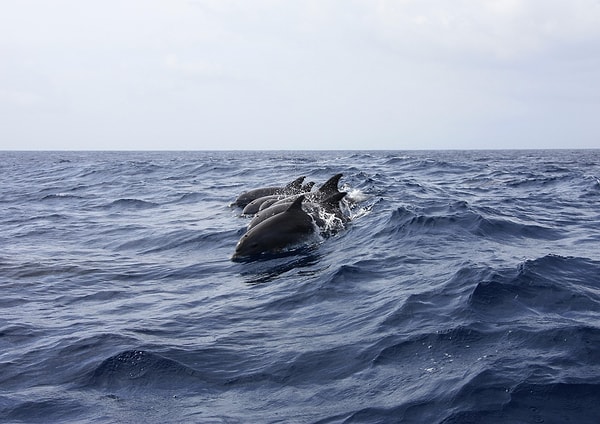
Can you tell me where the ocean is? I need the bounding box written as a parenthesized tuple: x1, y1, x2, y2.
(1, 150, 599, 423)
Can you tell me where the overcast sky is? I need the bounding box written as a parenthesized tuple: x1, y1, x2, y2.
(1, 0, 599, 150)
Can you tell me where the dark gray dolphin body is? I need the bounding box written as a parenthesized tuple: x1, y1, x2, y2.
(240, 180, 317, 215)
(233, 176, 305, 208)
(232, 195, 315, 260)
(247, 201, 296, 230)
(247, 191, 348, 231)
(310, 173, 343, 201)
(267, 173, 343, 209)
(258, 197, 283, 211)
(312, 191, 349, 225)
(241, 194, 286, 215)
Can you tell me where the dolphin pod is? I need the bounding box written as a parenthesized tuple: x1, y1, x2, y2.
(231, 174, 349, 261)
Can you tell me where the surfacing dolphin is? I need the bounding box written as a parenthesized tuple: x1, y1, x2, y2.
(232, 195, 316, 261)
(241, 181, 319, 215)
(247, 191, 347, 231)
(233, 176, 305, 208)
(241, 194, 287, 215)
(310, 173, 343, 202)
(267, 173, 344, 210)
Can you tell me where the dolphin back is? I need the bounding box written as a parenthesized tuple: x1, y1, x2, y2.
(234, 176, 306, 207)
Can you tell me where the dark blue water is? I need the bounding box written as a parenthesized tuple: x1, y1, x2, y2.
(1, 150, 600, 423)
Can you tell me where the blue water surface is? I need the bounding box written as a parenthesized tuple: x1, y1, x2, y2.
(1, 150, 600, 423)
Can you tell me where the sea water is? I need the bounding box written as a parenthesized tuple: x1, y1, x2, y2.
(1, 150, 599, 423)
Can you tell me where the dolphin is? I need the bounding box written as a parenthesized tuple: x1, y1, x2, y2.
(310, 173, 343, 201)
(267, 173, 344, 209)
(233, 176, 305, 208)
(258, 197, 283, 211)
(247, 191, 348, 231)
(241, 180, 317, 214)
(247, 200, 298, 230)
(241, 194, 286, 215)
(232, 195, 316, 261)
(301, 181, 316, 193)
(312, 191, 349, 224)
(309, 192, 349, 234)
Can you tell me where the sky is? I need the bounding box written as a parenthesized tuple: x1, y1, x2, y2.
(1, 0, 599, 150)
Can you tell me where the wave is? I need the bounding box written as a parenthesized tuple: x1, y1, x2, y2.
(0, 393, 86, 423)
(225, 344, 364, 387)
(469, 255, 600, 316)
(87, 350, 205, 391)
(40, 193, 85, 201)
(380, 204, 565, 241)
(442, 381, 600, 423)
(103, 198, 159, 210)
(173, 192, 207, 203)
(110, 228, 235, 254)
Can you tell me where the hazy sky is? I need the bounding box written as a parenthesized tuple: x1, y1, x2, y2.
(1, 0, 599, 150)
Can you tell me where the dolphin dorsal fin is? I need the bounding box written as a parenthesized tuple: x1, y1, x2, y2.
(285, 176, 306, 191)
(318, 173, 343, 196)
(286, 194, 305, 212)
